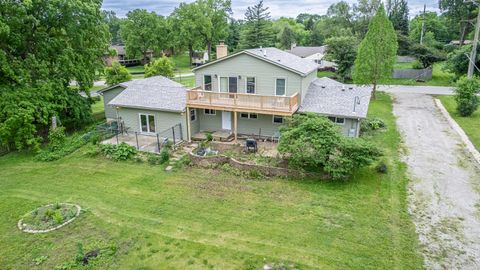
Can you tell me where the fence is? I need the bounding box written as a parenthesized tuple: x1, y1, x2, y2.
(396, 56, 416, 63)
(101, 123, 184, 154)
(392, 68, 432, 80)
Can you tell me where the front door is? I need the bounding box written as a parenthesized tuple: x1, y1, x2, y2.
(222, 111, 231, 130)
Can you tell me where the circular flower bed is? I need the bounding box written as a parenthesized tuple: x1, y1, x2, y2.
(18, 203, 81, 233)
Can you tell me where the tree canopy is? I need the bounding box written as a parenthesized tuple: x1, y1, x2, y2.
(325, 36, 358, 81)
(0, 0, 109, 149)
(352, 5, 397, 99)
(239, 0, 275, 49)
(144, 57, 175, 78)
(105, 62, 132, 86)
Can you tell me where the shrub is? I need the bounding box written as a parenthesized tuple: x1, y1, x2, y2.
(159, 149, 170, 164)
(36, 130, 90, 161)
(454, 76, 480, 117)
(206, 132, 213, 142)
(360, 117, 386, 134)
(279, 113, 381, 180)
(104, 61, 132, 86)
(99, 143, 137, 161)
(144, 56, 174, 78)
(376, 162, 388, 173)
(48, 127, 66, 150)
(147, 153, 168, 165)
(53, 210, 64, 224)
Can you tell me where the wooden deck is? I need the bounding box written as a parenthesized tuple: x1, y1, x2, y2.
(186, 87, 299, 116)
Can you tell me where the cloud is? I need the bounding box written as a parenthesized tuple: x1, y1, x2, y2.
(102, 0, 439, 19)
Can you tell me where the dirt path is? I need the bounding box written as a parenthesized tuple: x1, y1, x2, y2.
(392, 93, 480, 269)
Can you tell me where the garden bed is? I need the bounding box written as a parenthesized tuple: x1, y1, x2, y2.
(18, 203, 81, 233)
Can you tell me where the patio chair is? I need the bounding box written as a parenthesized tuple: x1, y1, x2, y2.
(272, 131, 281, 143)
(245, 138, 257, 153)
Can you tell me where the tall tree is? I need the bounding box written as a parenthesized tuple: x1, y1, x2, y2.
(439, 0, 476, 45)
(0, 0, 109, 149)
(272, 18, 309, 47)
(327, 1, 355, 33)
(386, 0, 409, 35)
(239, 0, 275, 49)
(226, 19, 242, 52)
(102, 10, 123, 44)
(170, 3, 203, 65)
(325, 36, 358, 81)
(352, 5, 398, 99)
(195, 0, 232, 59)
(353, 0, 382, 38)
(279, 25, 296, 49)
(120, 9, 166, 63)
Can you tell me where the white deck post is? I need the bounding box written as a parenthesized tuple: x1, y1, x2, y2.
(233, 111, 238, 143)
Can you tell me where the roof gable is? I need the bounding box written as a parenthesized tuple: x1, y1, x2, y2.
(193, 47, 318, 76)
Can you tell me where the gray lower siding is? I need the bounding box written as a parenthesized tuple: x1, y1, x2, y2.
(116, 107, 187, 140)
(102, 87, 125, 120)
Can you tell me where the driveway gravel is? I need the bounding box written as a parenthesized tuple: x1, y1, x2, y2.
(392, 93, 480, 269)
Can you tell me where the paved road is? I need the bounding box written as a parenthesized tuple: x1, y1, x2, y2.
(379, 85, 454, 95)
(392, 93, 480, 269)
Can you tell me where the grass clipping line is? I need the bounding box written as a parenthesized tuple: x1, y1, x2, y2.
(17, 203, 81, 234)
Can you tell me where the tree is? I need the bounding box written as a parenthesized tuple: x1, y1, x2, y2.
(325, 36, 358, 81)
(327, 1, 355, 32)
(0, 0, 108, 149)
(386, 0, 409, 35)
(410, 43, 445, 68)
(105, 62, 132, 86)
(272, 18, 309, 47)
(102, 10, 123, 44)
(226, 19, 242, 52)
(195, 0, 232, 59)
(278, 113, 381, 180)
(120, 9, 166, 63)
(170, 3, 203, 65)
(278, 25, 295, 49)
(310, 17, 353, 46)
(409, 12, 453, 47)
(296, 13, 321, 30)
(352, 0, 382, 38)
(352, 5, 398, 99)
(454, 76, 480, 116)
(439, 0, 476, 45)
(144, 57, 174, 78)
(445, 45, 480, 78)
(239, 0, 275, 49)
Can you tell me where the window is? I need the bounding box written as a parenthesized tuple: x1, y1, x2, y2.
(219, 76, 238, 93)
(204, 75, 212, 91)
(273, 115, 284, 124)
(204, 109, 216, 115)
(246, 77, 256, 94)
(275, 78, 286, 96)
(139, 114, 156, 133)
(328, 116, 345, 125)
(240, 112, 257, 119)
(190, 109, 196, 121)
(219, 77, 228, 93)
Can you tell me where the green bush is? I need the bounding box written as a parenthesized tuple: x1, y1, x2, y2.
(278, 113, 381, 180)
(48, 127, 66, 150)
(360, 117, 386, 134)
(53, 210, 64, 224)
(105, 61, 132, 86)
(159, 149, 170, 164)
(36, 130, 90, 161)
(99, 143, 137, 161)
(411, 60, 423, 69)
(144, 56, 174, 78)
(206, 132, 213, 142)
(454, 76, 480, 117)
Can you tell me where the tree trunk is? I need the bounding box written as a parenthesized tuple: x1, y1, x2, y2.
(207, 41, 212, 61)
(460, 23, 467, 46)
(371, 82, 377, 100)
(188, 45, 193, 66)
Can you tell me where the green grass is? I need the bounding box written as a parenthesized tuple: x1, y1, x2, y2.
(173, 75, 195, 88)
(394, 62, 414, 70)
(125, 65, 145, 73)
(91, 97, 104, 114)
(171, 52, 193, 74)
(437, 95, 480, 150)
(0, 93, 422, 269)
(317, 70, 336, 78)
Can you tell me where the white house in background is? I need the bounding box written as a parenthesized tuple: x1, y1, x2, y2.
(286, 44, 337, 70)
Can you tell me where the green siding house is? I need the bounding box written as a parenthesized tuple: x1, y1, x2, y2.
(98, 46, 371, 144)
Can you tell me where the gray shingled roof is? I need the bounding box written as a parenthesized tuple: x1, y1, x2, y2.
(286, 46, 328, 58)
(108, 76, 187, 112)
(245, 47, 319, 76)
(298, 78, 371, 119)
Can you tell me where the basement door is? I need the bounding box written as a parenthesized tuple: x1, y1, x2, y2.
(222, 111, 231, 130)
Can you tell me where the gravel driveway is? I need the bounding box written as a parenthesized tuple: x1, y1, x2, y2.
(392, 93, 480, 269)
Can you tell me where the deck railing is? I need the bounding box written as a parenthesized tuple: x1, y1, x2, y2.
(186, 87, 299, 115)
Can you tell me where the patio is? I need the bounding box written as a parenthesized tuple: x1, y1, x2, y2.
(102, 133, 163, 153)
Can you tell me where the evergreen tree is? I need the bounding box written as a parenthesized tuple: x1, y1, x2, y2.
(279, 25, 296, 49)
(226, 19, 242, 52)
(352, 5, 398, 99)
(386, 0, 409, 35)
(239, 1, 274, 49)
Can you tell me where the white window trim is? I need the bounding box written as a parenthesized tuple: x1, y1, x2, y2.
(203, 74, 213, 91)
(138, 113, 156, 134)
(190, 109, 197, 122)
(244, 76, 256, 94)
(240, 112, 258, 120)
(274, 77, 287, 96)
(204, 109, 216, 116)
(272, 115, 284, 125)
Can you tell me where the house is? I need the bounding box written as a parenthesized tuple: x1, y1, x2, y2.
(99, 44, 370, 145)
(103, 45, 154, 67)
(286, 44, 336, 70)
(192, 51, 209, 66)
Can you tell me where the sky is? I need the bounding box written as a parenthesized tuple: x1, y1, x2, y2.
(101, 0, 440, 20)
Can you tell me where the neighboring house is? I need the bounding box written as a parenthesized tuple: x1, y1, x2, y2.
(192, 51, 209, 66)
(98, 44, 371, 144)
(104, 45, 154, 67)
(286, 44, 336, 70)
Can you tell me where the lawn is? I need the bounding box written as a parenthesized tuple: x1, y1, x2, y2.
(437, 95, 480, 150)
(317, 70, 336, 78)
(173, 75, 195, 87)
(0, 93, 422, 269)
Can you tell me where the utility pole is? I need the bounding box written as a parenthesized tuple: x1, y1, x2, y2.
(420, 4, 426, 45)
(468, 4, 480, 78)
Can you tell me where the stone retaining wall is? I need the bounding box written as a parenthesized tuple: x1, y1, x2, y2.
(188, 151, 301, 177)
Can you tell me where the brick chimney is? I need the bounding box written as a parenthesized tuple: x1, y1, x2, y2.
(216, 41, 228, 59)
